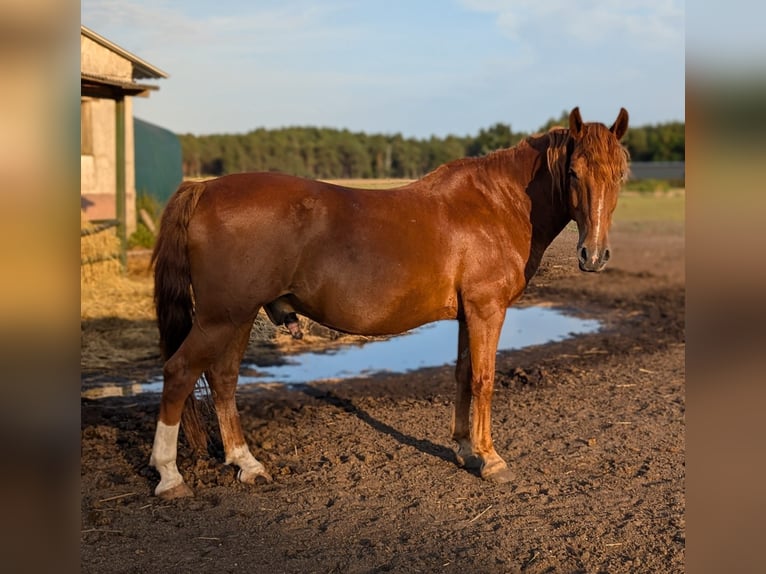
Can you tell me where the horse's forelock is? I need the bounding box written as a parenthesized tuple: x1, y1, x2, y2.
(579, 124, 630, 181)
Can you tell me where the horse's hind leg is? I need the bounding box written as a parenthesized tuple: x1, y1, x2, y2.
(150, 321, 238, 499)
(206, 321, 272, 485)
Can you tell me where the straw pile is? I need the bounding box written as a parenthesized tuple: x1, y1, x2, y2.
(81, 214, 152, 342)
(81, 212, 121, 284)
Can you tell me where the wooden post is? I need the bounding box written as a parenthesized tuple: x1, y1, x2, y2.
(115, 96, 127, 269)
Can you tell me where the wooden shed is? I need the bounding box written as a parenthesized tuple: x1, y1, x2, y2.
(80, 25, 168, 258)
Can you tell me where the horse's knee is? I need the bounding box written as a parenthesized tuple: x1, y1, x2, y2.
(470, 376, 494, 399)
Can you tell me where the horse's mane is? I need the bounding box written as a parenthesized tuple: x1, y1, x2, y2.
(416, 123, 629, 199)
(418, 139, 535, 186)
(543, 128, 571, 202)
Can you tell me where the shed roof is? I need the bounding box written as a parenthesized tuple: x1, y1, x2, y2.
(81, 72, 160, 99)
(81, 25, 168, 80)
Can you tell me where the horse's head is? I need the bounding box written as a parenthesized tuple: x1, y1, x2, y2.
(566, 107, 630, 272)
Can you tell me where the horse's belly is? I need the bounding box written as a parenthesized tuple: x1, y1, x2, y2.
(308, 307, 457, 337)
(291, 281, 458, 336)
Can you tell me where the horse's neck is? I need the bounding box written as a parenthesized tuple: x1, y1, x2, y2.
(525, 189, 571, 281)
(474, 141, 570, 281)
(499, 140, 570, 227)
(517, 139, 572, 280)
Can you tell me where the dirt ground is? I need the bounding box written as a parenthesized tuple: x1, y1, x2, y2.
(81, 216, 685, 573)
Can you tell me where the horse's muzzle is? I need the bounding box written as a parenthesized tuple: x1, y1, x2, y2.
(578, 245, 611, 272)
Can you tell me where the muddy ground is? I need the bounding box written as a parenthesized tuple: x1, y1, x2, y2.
(81, 217, 685, 573)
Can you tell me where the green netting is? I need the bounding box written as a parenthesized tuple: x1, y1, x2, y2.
(134, 117, 182, 205)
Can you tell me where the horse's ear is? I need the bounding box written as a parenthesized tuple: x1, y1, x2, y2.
(569, 107, 584, 138)
(610, 107, 629, 140)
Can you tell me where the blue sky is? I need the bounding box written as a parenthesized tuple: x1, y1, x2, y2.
(81, 0, 685, 138)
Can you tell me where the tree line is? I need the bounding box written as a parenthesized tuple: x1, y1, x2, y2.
(178, 111, 684, 180)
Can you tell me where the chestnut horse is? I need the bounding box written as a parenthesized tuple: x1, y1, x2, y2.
(150, 107, 630, 499)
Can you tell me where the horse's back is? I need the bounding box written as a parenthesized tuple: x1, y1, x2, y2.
(191, 171, 452, 247)
(185, 172, 462, 333)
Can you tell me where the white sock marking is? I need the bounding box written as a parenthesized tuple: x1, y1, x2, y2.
(226, 444, 266, 474)
(149, 421, 184, 494)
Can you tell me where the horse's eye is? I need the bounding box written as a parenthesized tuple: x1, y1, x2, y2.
(568, 170, 578, 180)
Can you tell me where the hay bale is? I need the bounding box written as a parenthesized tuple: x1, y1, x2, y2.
(81, 213, 121, 284)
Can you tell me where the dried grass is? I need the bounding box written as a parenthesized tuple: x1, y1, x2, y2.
(81, 217, 154, 325)
(81, 213, 121, 285)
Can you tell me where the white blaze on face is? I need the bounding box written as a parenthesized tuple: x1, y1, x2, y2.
(591, 189, 605, 264)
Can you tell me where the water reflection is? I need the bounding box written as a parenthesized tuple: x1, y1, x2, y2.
(240, 306, 598, 386)
(81, 382, 147, 400)
(85, 306, 599, 398)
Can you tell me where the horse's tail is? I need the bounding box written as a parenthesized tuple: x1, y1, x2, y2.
(152, 180, 209, 453)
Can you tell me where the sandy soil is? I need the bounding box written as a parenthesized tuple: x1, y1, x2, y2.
(81, 217, 685, 573)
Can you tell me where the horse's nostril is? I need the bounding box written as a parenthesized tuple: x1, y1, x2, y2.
(579, 247, 588, 262)
(603, 248, 611, 262)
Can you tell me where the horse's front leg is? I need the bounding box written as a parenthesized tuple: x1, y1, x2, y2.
(207, 322, 272, 485)
(464, 305, 515, 483)
(452, 320, 481, 469)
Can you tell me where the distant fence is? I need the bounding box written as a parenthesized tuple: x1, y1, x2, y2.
(629, 161, 684, 181)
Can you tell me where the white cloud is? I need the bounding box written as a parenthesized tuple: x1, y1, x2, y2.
(458, 0, 683, 50)
(81, 0, 205, 47)
(81, 0, 354, 61)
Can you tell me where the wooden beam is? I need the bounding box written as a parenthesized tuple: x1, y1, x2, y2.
(115, 97, 127, 269)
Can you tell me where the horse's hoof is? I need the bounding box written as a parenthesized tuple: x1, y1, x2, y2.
(481, 464, 516, 484)
(238, 468, 273, 485)
(156, 482, 194, 500)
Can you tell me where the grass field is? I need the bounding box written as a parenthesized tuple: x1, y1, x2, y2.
(615, 189, 685, 222)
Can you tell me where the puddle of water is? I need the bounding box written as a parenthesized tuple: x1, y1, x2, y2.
(240, 307, 598, 386)
(83, 307, 598, 399)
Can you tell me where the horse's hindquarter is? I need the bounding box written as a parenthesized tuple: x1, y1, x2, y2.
(186, 175, 314, 322)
